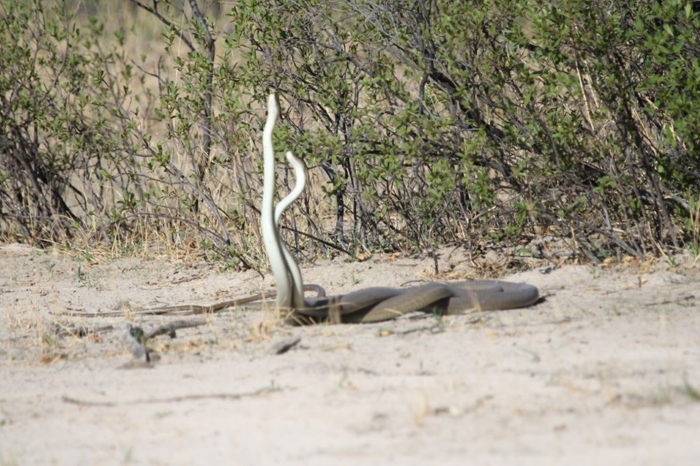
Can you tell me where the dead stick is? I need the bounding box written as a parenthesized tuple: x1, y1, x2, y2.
(146, 318, 207, 340)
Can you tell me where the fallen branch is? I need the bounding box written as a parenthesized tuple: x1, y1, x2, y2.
(122, 318, 208, 364)
(53, 324, 115, 338)
(146, 318, 207, 339)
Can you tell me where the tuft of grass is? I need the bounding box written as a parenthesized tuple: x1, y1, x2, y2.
(678, 378, 700, 402)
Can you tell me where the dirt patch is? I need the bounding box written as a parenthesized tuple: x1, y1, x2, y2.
(1, 243, 699, 465)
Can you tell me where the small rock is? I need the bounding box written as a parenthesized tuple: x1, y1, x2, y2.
(122, 323, 150, 363)
(271, 336, 301, 355)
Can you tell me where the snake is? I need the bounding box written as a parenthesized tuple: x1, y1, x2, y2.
(260, 94, 539, 325)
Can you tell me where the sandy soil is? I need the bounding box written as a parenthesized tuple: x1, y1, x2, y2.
(1, 242, 699, 465)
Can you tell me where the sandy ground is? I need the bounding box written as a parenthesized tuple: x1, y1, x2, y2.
(1, 242, 699, 465)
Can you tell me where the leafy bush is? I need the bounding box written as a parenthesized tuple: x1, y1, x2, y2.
(1, 0, 699, 264)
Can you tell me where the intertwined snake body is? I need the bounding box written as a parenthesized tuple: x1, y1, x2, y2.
(261, 94, 539, 325)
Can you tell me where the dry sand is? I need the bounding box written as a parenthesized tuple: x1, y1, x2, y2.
(1, 242, 699, 465)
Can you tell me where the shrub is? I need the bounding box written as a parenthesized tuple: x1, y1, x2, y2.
(2, 0, 699, 264)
